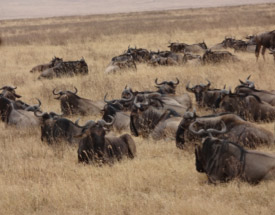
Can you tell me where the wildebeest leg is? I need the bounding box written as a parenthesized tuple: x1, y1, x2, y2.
(261, 46, 266, 61)
(255, 44, 261, 61)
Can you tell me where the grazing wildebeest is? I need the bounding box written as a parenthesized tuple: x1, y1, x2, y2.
(38, 58, 88, 79)
(0, 86, 21, 101)
(216, 91, 275, 122)
(30, 57, 63, 73)
(176, 110, 274, 149)
(77, 119, 136, 164)
(202, 49, 239, 64)
(192, 125, 275, 184)
(0, 97, 41, 128)
(168, 42, 207, 54)
(247, 30, 275, 61)
(53, 87, 104, 116)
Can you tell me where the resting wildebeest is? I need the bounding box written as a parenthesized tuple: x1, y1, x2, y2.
(176, 110, 274, 149)
(0, 86, 21, 101)
(125, 46, 150, 62)
(38, 58, 88, 79)
(247, 30, 275, 61)
(186, 79, 225, 109)
(168, 42, 207, 54)
(149, 51, 183, 66)
(155, 78, 179, 94)
(77, 118, 136, 164)
(219, 37, 255, 53)
(202, 49, 239, 64)
(130, 98, 182, 140)
(105, 53, 137, 74)
(53, 87, 104, 116)
(216, 91, 275, 122)
(192, 124, 275, 184)
(30, 57, 63, 73)
(0, 97, 41, 128)
(182, 53, 202, 65)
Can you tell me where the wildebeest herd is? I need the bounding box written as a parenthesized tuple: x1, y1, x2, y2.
(1, 30, 275, 185)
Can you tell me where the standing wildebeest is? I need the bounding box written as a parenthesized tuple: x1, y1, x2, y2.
(247, 30, 275, 61)
(192, 125, 275, 184)
(168, 42, 207, 54)
(38, 58, 88, 79)
(216, 91, 275, 122)
(30, 57, 63, 73)
(176, 110, 274, 149)
(0, 86, 21, 101)
(202, 49, 239, 64)
(53, 87, 104, 116)
(77, 119, 136, 164)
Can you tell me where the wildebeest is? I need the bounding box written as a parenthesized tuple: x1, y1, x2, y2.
(216, 91, 275, 122)
(77, 119, 136, 164)
(130, 99, 182, 140)
(193, 125, 275, 184)
(0, 86, 21, 101)
(247, 30, 275, 61)
(202, 49, 239, 64)
(148, 51, 183, 66)
(182, 53, 202, 65)
(30, 57, 63, 73)
(168, 42, 207, 54)
(125, 46, 150, 62)
(0, 97, 41, 128)
(105, 53, 137, 74)
(53, 87, 104, 116)
(186, 79, 225, 109)
(38, 58, 88, 79)
(176, 110, 274, 149)
(155, 78, 179, 94)
(219, 37, 255, 53)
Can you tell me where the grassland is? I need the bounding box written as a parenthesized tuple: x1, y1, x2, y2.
(0, 3, 275, 215)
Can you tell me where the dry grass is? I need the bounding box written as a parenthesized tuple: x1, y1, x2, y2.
(1, 3, 275, 215)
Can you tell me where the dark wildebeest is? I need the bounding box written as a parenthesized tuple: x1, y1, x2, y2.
(168, 42, 207, 54)
(0, 86, 21, 101)
(0, 97, 41, 128)
(202, 49, 239, 64)
(176, 110, 274, 149)
(38, 58, 88, 79)
(155, 78, 180, 94)
(77, 119, 136, 164)
(186, 79, 225, 109)
(219, 37, 255, 53)
(235, 76, 275, 106)
(192, 125, 275, 184)
(125, 46, 150, 62)
(182, 53, 202, 65)
(216, 91, 275, 122)
(130, 98, 182, 140)
(53, 87, 104, 116)
(30, 57, 63, 73)
(101, 94, 133, 132)
(247, 30, 275, 61)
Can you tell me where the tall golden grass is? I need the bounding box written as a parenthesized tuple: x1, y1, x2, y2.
(0, 3, 275, 214)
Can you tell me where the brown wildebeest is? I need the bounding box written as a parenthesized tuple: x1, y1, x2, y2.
(30, 57, 63, 73)
(202, 49, 239, 64)
(247, 30, 275, 61)
(0, 86, 21, 101)
(77, 118, 136, 164)
(191, 123, 275, 184)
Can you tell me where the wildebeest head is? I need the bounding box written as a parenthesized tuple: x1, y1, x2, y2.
(0, 86, 21, 101)
(53, 87, 80, 115)
(154, 78, 179, 94)
(14, 98, 42, 112)
(237, 75, 255, 89)
(186, 79, 211, 106)
(198, 41, 208, 50)
(51, 56, 63, 67)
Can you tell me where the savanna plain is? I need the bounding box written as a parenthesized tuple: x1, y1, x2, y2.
(1, 3, 275, 215)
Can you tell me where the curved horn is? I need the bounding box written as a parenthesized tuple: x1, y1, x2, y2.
(246, 75, 251, 81)
(155, 78, 166, 85)
(35, 98, 41, 107)
(98, 115, 115, 126)
(53, 88, 62, 95)
(120, 91, 134, 102)
(34, 109, 46, 117)
(189, 121, 207, 135)
(73, 87, 78, 94)
(186, 81, 194, 92)
(104, 93, 115, 104)
(206, 120, 227, 134)
(75, 118, 81, 126)
(206, 79, 211, 87)
(172, 78, 180, 85)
